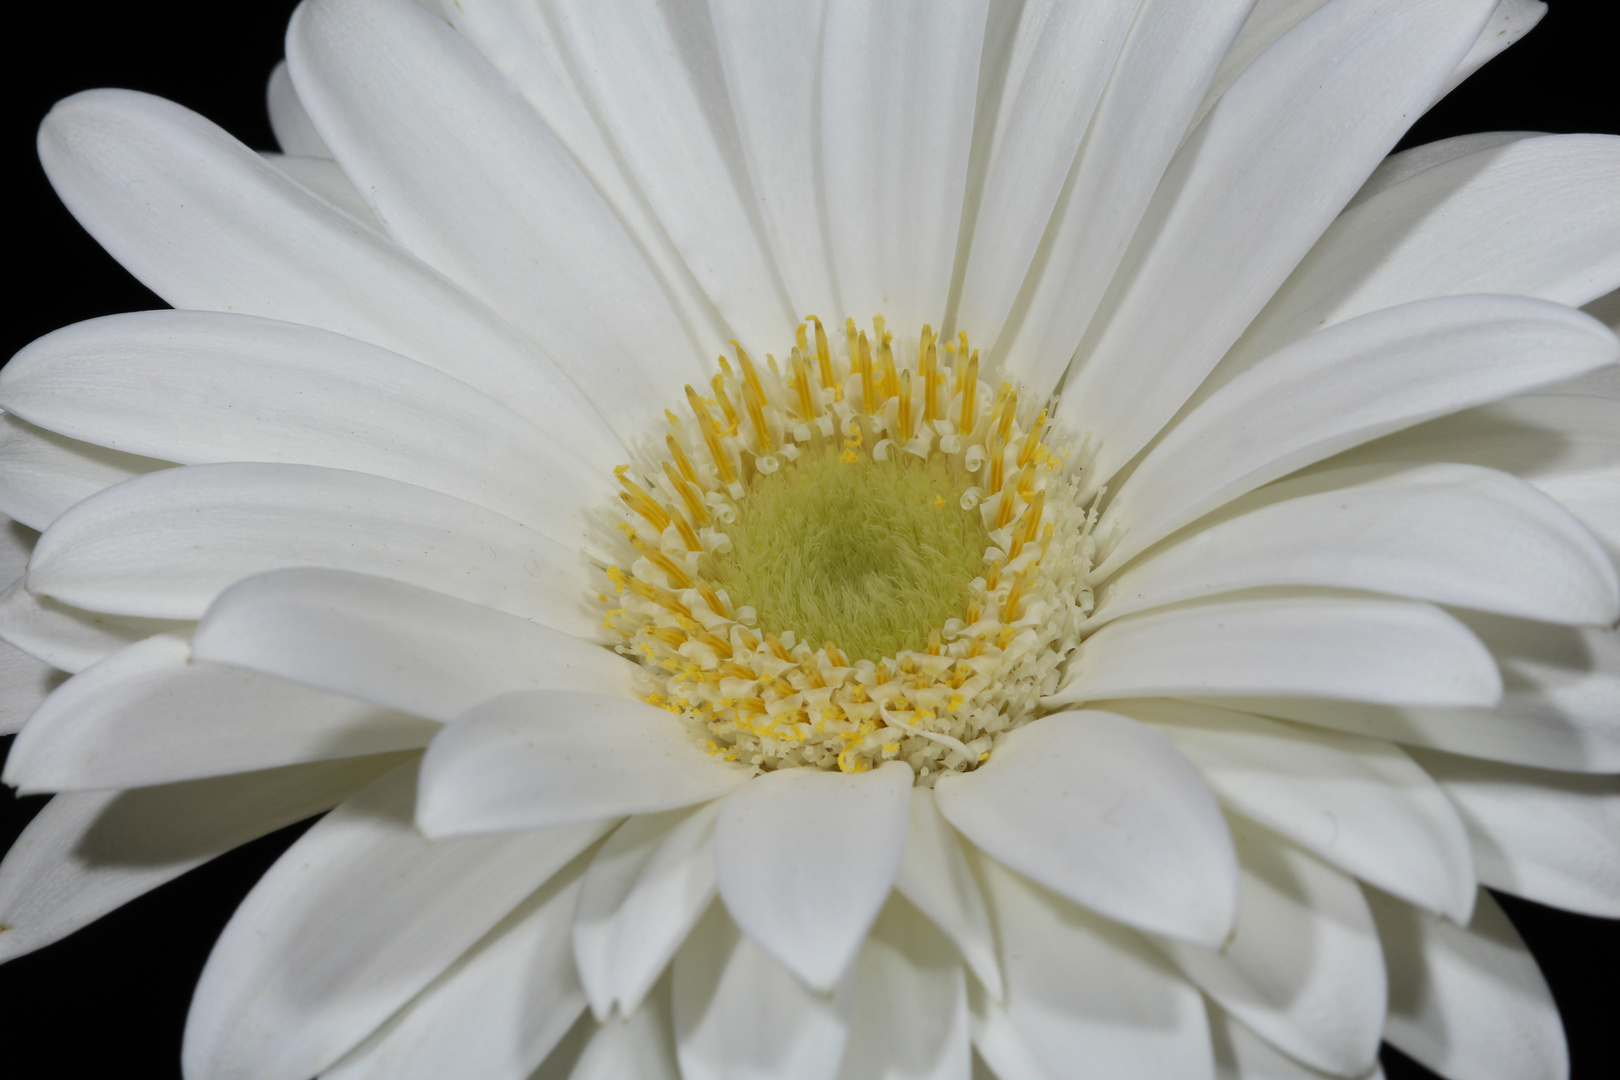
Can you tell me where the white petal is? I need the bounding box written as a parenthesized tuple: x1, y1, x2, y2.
(673, 902, 856, 1080)
(417, 691, 747, 838)
(0, 412, 167, 532)
(261, 152, 382, 231)
(1223, 613, 1620, 772)
(1325, 393, 1620, 571)
(1054, 595, 1501, 708)
(3, 634, 436, 792)
(289, 0, 709, 428)
(1098, 295, 1619, 570)
(27, 463, 594, 634)
(321, 854, 590, 1080)
(573, 802, 722, 1019)
(0, 516, 35, 584)
(1118, 699, 1475, 922)
(936, 711, 1237, 946)
(1161, 821, 1385, 1077)
(1209, 1004, 1381, 1080)
(1221, 134, 1620, 391)
(821, 0, 987, 331)
(1184, 0, 1331, 136)
(37, 88, 622, 466)
(953, 0, 1140, 353)
(0, 576, 184, 674)
(0, 310, 603, 540)
(1346, 131, 1536, 213)
(435, 0, 730, 360)
(0, 756, 404, 963)
(716, 761, 912, 990)
(1432, 0, 1547, 102)
(568, 980, 681, 1080)
(1093, 463, 1618, 627)
(193, 569, 634, 723)
(895, 787, 1003, 1002)
(998, 0, 1254, 395)
(547, 0, 796, 353)
(266, 60, 331, 157)
(1368, 888, 1567, 1080)
(837, 895, 971, 1080)
(1412, 750, 1620, 918)
(0, 639, 64, 735)
(182, 762, 613, 1080)
(970, 855, 1214, 1080)
(708, 0, 840, 326)
(1058, 0, 1496, 486)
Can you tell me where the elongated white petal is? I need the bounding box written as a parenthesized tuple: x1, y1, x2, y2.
(434, 0, 730, 360)
(266, 60, 330, 157)
(3, 634, 436, 792)
(1413, 750, 1620, 918)
(568, 980, 681, 1080)
(937, 711, 1236, 946)
(1223, 612, 1620, 772)
(260, 152, 382, 230)
(821, 0, 987, 331)
(1060, 0, 1496, 486)
(322, 857, 590, 1080)
(0, 639, 63, 735)
(1099, 296, 1618, 569)
(970, 855, 1214, 1080)
(547, 0, 796, 354)
(1223, 134, 1620, 389)
(716, 761, 912, 990)
(1186, 0, 1330, 135)
(1055, 595, 1501, 708)
(1433, 0, 1546, 101)
(895, 787, 1003, 1002)
(0, 310, 604, 540)
(0, 756, 404, 963)
(1346, 131, 1536, 212)
(418, 691, 746, 838)
(573, 803, 721, 1019)
(0, 413, 167, 532)
(708, 0, 839, 326)
(1209, 1004, 1381, 1080)
(1368, 888, 1567, 1080)
(953, 0, 1140, 354)
(0, 517, 34, 584)
(37, 88, 622, 466)
(838, 896, 971, 1080)
(193, 569, 634, 723)
(1161, 821, 1384, 1076)
(290, 0, 709, 428)
(673, 903, 855, 1080)
(0, 577, 184, 673)
(182, 762, 612, 1080)
(1094, 464, 1618, 627)
(28, 463, 594, 633)
(1326, 393, 1620, 569)
(1119, 699, 1475, 921)
(1000, 0, 1254, 395)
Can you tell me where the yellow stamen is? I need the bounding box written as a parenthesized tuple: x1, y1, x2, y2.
(857, 331, 877, 415)
(791, 350, 817, 420)
(1018, 408, 1049, 467)
(628, 533, 692, 589)
(664, 462, 709, 526)
(710, 374, 740, 433)
(811, 316, 835, 391)
(667, 433, 699, 485)
(959, 353, 979, 430)
(898, 368, 914, 442)
(742, 377, 773, 453)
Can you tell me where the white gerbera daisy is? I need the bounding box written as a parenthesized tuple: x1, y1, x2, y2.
(2, 0, 1618, 1078)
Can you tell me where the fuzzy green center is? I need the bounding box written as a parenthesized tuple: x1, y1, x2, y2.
(710, 442, 989, 661)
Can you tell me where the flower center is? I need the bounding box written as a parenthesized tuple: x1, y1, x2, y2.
(600, 317, 1096, 781)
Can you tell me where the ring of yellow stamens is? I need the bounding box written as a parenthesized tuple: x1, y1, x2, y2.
(600, 317, 1095, 783)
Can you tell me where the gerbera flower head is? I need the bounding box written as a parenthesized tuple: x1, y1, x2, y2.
(2, 1, 1617, 1079)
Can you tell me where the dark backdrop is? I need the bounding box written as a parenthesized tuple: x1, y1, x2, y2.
(2, 2, 1616, 1077)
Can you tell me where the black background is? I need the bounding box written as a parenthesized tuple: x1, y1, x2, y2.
(1, 2, 1616, 1077)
